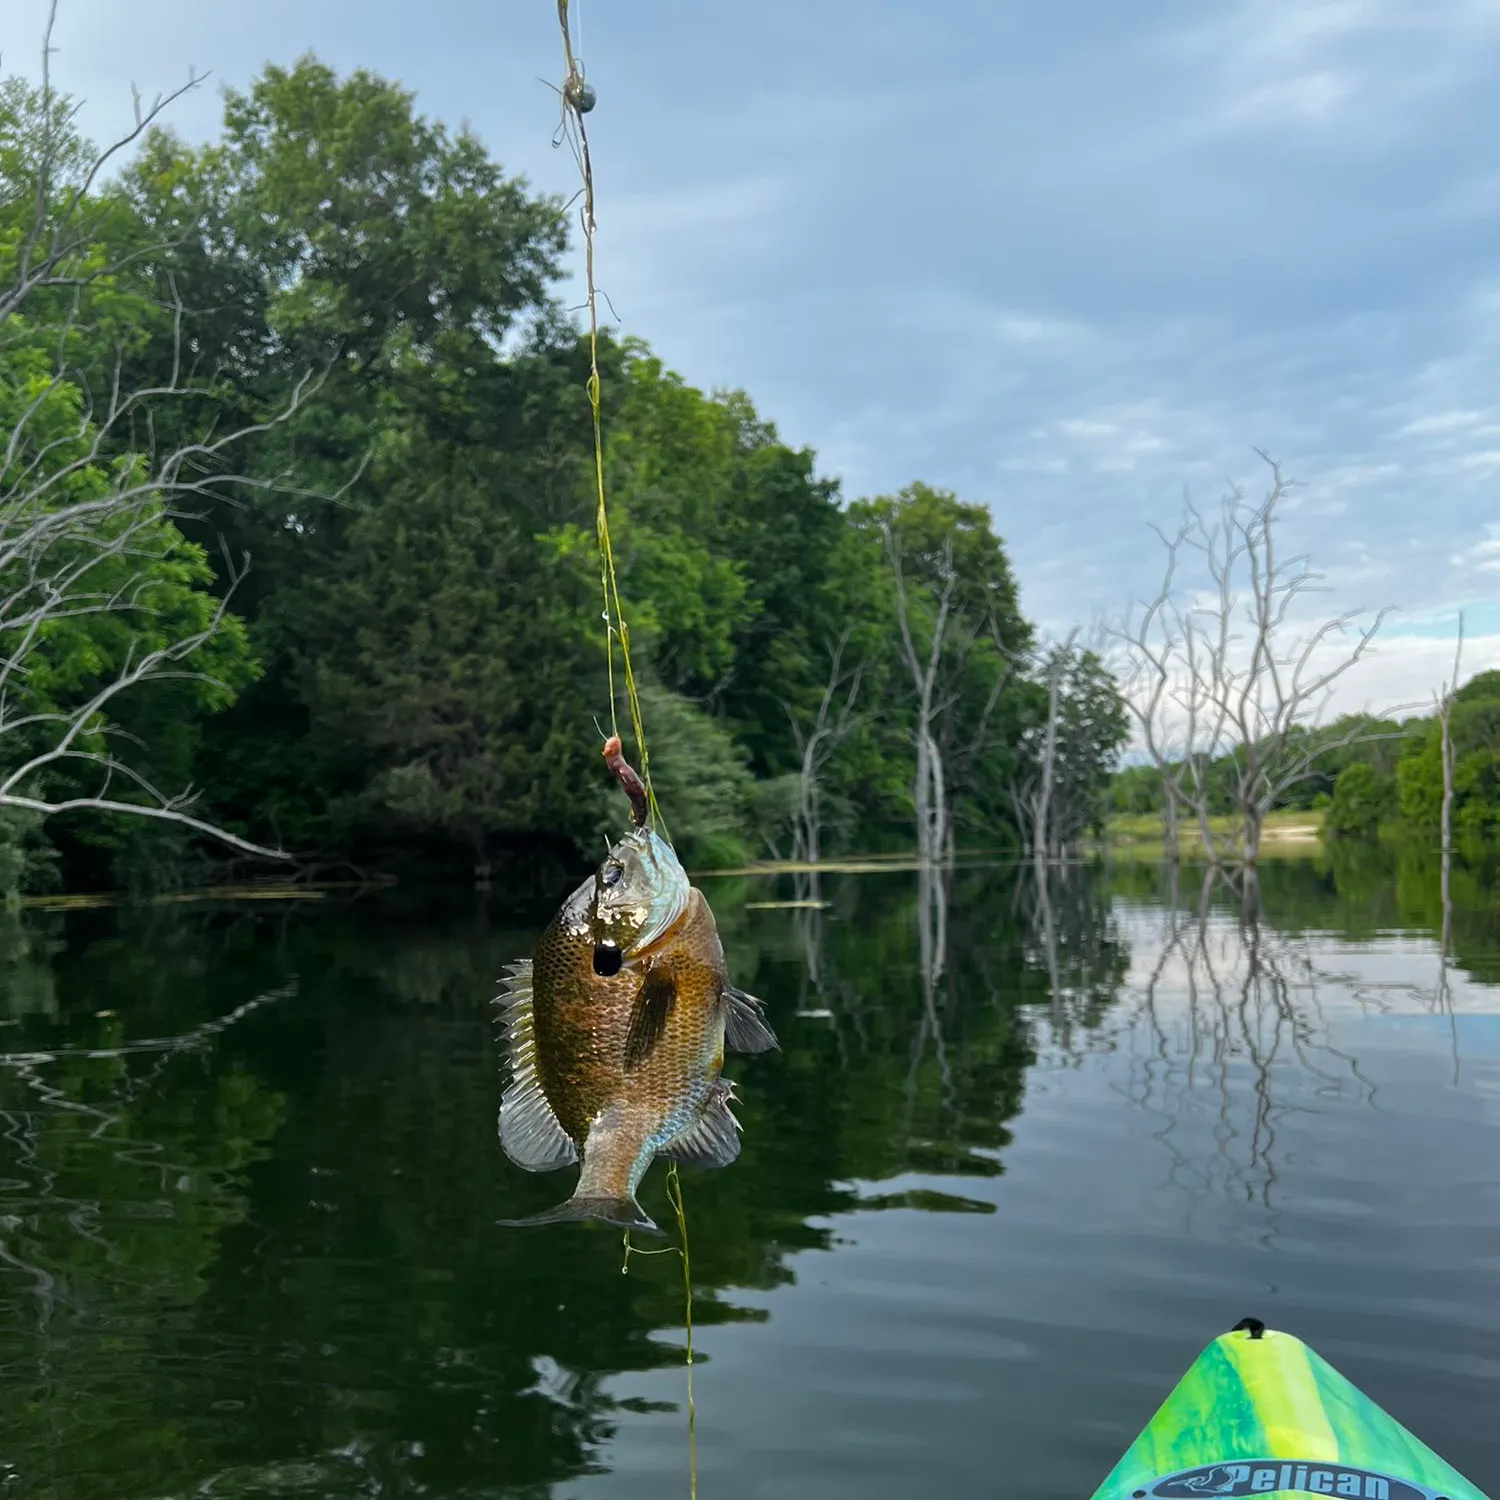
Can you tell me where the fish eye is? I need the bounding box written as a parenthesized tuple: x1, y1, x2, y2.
(592, 941, 623, 977)
(600, 860, 624, 889)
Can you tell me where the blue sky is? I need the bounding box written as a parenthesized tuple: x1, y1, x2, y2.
(7, 0, 1499, 711)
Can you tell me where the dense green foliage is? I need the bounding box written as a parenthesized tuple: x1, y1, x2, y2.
(0, 59, 1129, 895)
(1388, 670, 1500, 846)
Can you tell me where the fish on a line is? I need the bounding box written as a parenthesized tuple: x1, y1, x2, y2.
(495, 735, 777, 1234)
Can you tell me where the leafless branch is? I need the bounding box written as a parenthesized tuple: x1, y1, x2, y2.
(1, 4, 209, 329)
(882, 519, 957, 866)
(1117, 454, 1403, 865)
(1106, 512, 1206, 856)
(781, 627, 871, 865)
(0, 31, 345, 869)
(1435, 611, 1464, 858)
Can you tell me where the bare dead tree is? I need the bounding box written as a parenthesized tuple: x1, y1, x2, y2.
(1436, 612, 1465, 861)
(881, 518, 1022, 866)
(1024, 628, 1080, 874)
(1109, 516, 1212, 859)
(1177, 617, 1227, 862)
(1010, 628, 1125, 864)
(0, 25, 345, 862)
(781, 629, 868, 867)
(1434, 612, 1465, 1035)
(1124, 454, 1403, 866)
(884, 522, 955, 866)
(936, 613, 1017, 863)
(1, 5, 207, 326)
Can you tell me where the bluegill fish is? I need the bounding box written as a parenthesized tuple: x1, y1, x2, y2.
(495, 738, 776, 1235)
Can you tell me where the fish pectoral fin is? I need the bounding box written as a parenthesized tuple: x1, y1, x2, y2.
(497, 960, 579, 1172)
(624, 963, 676, 1072)
(724, 983, 778, 1054)
(659, 1081, 742, 1170)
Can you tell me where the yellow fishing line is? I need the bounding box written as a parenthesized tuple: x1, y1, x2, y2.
(554, 8, 691, 1495)
(616, 1164, 696, 1498)
(666, 1162, 698, 1500)
(554, 0, 666, 838)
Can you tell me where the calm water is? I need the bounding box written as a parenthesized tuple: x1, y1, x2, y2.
(0, 855, 1497, 1500)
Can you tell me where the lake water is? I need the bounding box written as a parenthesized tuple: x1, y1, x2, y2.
(0, 854, 1497, 1500)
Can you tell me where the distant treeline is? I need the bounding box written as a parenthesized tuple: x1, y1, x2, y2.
(0, 59, 1128, 898)
(1109, 670, 1500, 850)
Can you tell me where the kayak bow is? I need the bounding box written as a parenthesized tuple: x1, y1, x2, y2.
(1090, 1319, 1491, 1500)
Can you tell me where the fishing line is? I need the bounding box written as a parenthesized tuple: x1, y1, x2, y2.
(553, 0, 665, 838)
(666, 1161, 698, 1500)
(617, 1164, 696, 1500)
(553, 7, 692, 1494)
(616, 1160, 697, 1500)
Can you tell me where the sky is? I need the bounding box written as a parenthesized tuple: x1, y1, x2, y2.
(5, 0, 1499, 718)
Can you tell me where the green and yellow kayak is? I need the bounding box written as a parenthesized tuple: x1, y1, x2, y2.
(1091, 1320, 1491, 1500)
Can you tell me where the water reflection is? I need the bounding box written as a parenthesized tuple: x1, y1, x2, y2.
(1110, 870, 1376, 1207)
(0, 854, 1493, 1499)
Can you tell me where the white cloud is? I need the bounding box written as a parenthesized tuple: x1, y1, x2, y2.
(1158, 0, 1500, 155)
(1221, 71, 1355, 128)
(1397, 410, 1488, 437)
(1470, 529, 1500, 573)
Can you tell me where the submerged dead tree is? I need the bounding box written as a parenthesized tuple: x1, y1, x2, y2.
(1117, 454, 1399, 866)
(783, 630, 868, 866)
(1011, 632, 1128, 865)
(1110, 518, 1202, 859)
(885, 524, 956, 866)
(1435, 613, 1465, 1021)
(1436, 613, 1465, 861)
(874, 487, 1024, 867)
(1013, 629, 1078, 876)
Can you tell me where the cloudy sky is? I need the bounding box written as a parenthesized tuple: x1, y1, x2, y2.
(7, 0, 1499, 713)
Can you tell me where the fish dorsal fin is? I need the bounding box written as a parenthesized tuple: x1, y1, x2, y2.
(496, 959, 578, 1172)
(624, 963, 675, 1072)
(724, 984, 778, 1054)
(660, 1080, 742, 1169)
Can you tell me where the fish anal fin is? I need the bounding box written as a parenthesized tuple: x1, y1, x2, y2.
(624, 962, 676, 1071)
(724, 983, 778, 1054)
(497, 959, 578, 1172)
(660, 1081, 742, 1170)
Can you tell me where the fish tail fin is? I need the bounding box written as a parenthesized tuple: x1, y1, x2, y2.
(498, 1193, 665, 1238)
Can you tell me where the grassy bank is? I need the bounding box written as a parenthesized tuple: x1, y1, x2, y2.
(1104, 808, 1326, 859)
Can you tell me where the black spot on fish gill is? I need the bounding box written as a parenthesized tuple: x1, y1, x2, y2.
(593, 941, 623, 977)
(623, 966, 675, 1071)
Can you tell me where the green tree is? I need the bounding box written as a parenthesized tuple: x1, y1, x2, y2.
(293, 443, 611, 876)
(6, 47, 1071, 890)
(118, 59, 577, 862)
(1327, 762, 1393, 837)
